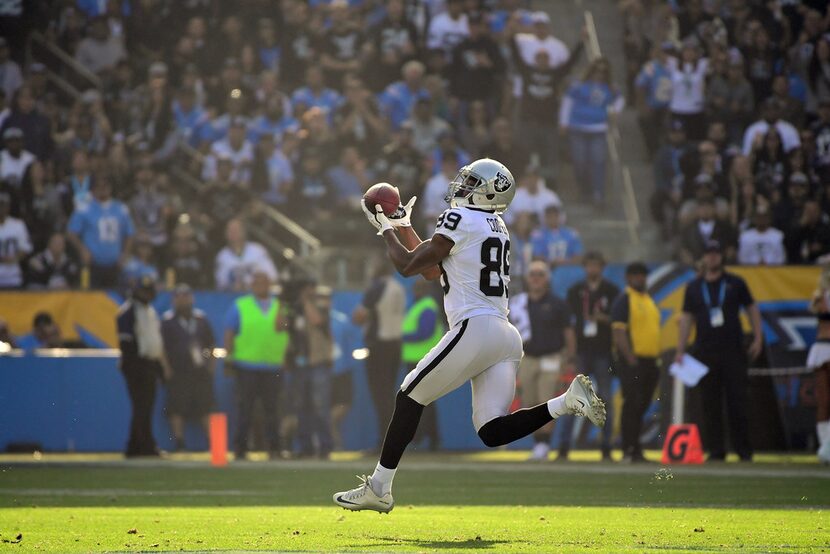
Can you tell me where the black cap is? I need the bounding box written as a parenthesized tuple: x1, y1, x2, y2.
(703, 239, 722, 254)
(33, 311, 54, 327)
(625, 261, 649, 276)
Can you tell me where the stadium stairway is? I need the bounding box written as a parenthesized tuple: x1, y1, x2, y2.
(541, 0, 668, 263)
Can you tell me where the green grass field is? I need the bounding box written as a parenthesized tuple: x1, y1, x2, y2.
(0, 452, 828, 553)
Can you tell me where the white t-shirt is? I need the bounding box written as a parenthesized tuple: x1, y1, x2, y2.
(422, 171, 452, 222)
(426, 13, 469, 55)
(737, 227, 786, 265)
(741, 119, 802, 155)
(214, 242, 278, 290)
(0, 216, 32, 287)
(0, 149, 35, 187)
(503, 182, 562, 225)
(668, 57, 708, 114)
(434, 206, 510, 328)
(201, 140, 255, 185)
(514, 33, 570, 68)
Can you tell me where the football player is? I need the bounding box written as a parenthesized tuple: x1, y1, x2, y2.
(333, 158, 606, 512)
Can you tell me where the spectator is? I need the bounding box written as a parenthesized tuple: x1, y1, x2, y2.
(742, 98, 800, 155)
(67, 174, 134, 288)
(280, 1, 318, 90)
(676, 240, 762, 462)
(635, 42, 674, 156)
(66, 149, 93, 211)
(224, 270, 290, 460)
(26, 232, 80, 290)
(811, 99, 830, 180)
(293, 280, 336, 459)
(318, 0, 366, 88)
(0, 316, 16, 348)
(706, 52, 754, 144)
(130, 161, 171, 249)
(531, 205, 583, 266)
(506, 260, 575, 461)
(405, 94, 449, 156)
(252, 133, 294, 206)
(737, 206, 786, 265)
(481, 117, 530, 186)
(117, 276, 170, 457)
(373, 121, 425, 201)
(677, 172, 730, 228)
(458, 100, 491, 158)
(402, 280, 445, 451)
(17, 311, 64, 350)
(785, 199, 830, 264)
(611, 262, 661, 463)
(74, 16, 127, 76)
(562, 252, 619, 461)
(667, 39, 709, 141)
(247, 93, 299, 146)
(514, 11, 569, 68)
(0, 38, 22, 100)
(769, 74, 803, 127)
(426, 0, 469, 59)
(449, 11, 506, 113)
(679, 198, 738, 265)
(165, 223, 210, 289)
(379, 60, 428, 130)
(334, 76, 387, 160)
(421, 154, 458, 229)
(291, 66, 342, 122)
(172, 86, 209, 147)
(365, 0, 418, 92)
(508, 211, 539, 290)
(327, 145, 373, 210)
(1, 85, 53, 160)
(0, 189, 30, 288)
(505, 164, 563, 226)
(201, 153, 248, 244)
(560, 57, 624, 207)
(20, 161, 71, 251)
(214, 218, 278, 291)
(651, 119, 689, 239)
(510, 22, 580, 170)
(751, 128, 790, 197)
(202, 116, 255, 187)
(121, 235, 160, 289)
(161, 284, 215, 452)
(0, 127, 34, 189)
(352, 258, 405, 449)
(773, 172, 811, 233)
(291, 147, 337, 215)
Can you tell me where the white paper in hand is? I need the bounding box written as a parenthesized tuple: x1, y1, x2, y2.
(669, 354, 709, 387)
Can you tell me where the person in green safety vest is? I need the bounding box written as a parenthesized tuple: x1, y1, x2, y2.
(223, 270, 290, 460)
(402, 280, 445, 450)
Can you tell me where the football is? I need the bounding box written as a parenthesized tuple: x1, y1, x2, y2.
(363, 182, 400, 217)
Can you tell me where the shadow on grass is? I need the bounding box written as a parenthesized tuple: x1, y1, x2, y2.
(364, 536, 510, 550)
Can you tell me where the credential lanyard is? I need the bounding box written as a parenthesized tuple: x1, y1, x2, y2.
(702, 279, 726, 308)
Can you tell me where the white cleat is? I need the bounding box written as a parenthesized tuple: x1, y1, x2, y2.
(565, 374, 606, 427)
(333, 475, 394, 513)
(527, 442, 550, 462)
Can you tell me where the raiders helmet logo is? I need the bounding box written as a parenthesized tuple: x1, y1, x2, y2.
(493, 171, 512, 192)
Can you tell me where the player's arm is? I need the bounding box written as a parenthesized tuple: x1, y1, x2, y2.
(381, 228, 453, 279)
(396, 226, 442, 280)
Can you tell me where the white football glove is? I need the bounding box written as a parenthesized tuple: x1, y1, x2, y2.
(388, 196, 417, 228)
(361, 200, 393, 235)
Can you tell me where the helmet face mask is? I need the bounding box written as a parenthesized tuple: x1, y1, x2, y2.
(444, 158, 515, 213)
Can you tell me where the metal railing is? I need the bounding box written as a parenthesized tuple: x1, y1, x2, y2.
(583, 11, 641, 245)
(28, 31, 102, 91)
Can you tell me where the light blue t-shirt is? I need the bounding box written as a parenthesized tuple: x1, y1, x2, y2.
(531, 226, 583, 262)
(68, 199, 135, 266)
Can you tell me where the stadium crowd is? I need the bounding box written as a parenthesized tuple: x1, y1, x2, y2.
(0, 0, 598, 293)
(626, 0, 830, 265)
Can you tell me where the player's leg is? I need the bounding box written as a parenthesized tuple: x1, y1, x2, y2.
(334, 318, 483, 512)
(816, 363, 830, 463)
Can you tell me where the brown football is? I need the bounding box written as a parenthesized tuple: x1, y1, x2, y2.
(363, 182, 401, 217)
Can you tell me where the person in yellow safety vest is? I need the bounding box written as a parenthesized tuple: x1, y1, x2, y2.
(223, 270, 290, 461)
(401, 280, 445, 450)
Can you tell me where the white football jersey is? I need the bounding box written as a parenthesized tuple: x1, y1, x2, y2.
(434, 206, 510, 328)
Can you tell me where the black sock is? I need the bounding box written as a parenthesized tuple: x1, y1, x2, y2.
(478, 403, 553, 447)
(379, 391, 424, 469)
